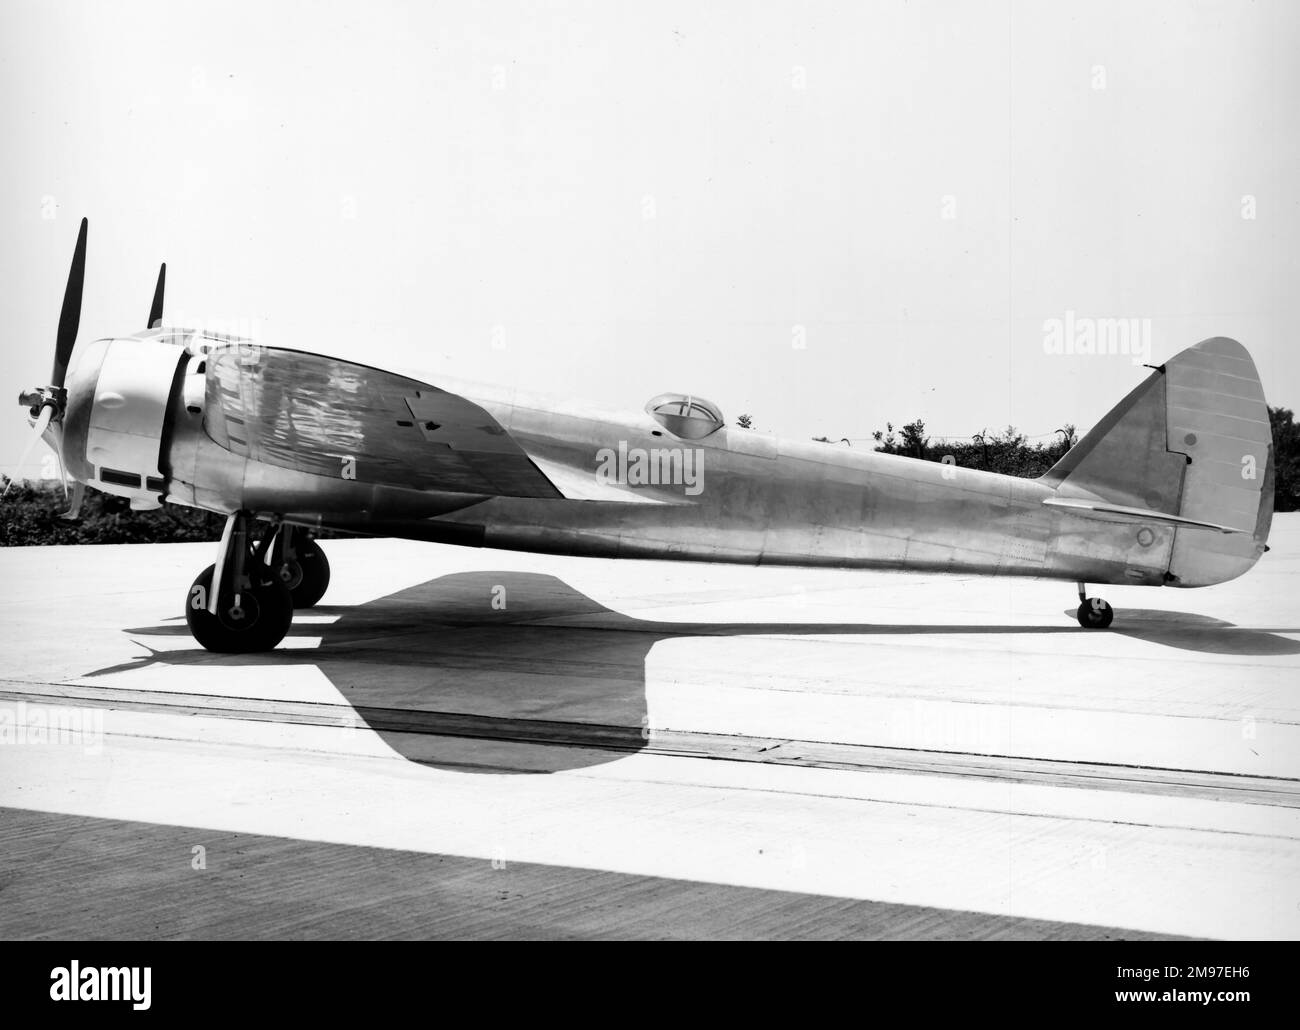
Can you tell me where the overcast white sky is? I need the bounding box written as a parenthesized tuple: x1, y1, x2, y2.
(2, 0, 1297, 477)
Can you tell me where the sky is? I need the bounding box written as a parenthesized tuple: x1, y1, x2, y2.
(2, 0, 1297, 479)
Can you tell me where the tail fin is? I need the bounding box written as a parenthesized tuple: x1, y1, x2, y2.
(1041, 337, 1273, 586)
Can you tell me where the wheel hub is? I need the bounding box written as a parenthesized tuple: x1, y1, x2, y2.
(277, 560, 304, 590)
(217, 594, 260, 631)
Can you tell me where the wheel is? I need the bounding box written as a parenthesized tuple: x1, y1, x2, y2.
(272, 535, 330, 608)
(1076, 598, 1115, 629)
(185, 563, 294, 653)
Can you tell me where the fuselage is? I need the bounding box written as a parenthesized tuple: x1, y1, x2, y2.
(411, 388, 1177, 587)
(57, 334, 1249, 589)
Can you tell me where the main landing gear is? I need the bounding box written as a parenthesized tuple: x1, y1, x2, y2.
(184, 514, 331, 653)
(267, 523, 331, 609)
(1075, 581, 1114, 629)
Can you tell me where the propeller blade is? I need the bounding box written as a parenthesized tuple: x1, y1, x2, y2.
(58, 480, 85, 523)
(53, 217, 88, 388)
(2, 405, 54, 498)
(49, 426, 83, 520)
(148, 262, 166, 329)
(53, 438, 68, 501)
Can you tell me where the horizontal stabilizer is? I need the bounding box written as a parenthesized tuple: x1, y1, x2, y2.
(1041, 496, 1250, 535)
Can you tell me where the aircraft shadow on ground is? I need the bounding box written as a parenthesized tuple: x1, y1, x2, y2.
(98, 571, 1300, 775)
(1096, 609, 1300, 656)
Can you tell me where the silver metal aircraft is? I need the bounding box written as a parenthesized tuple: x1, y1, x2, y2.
(13, 220, 1275, 652)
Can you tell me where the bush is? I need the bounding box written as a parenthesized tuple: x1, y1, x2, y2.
(868, 420, 1074, 478)
(1270, 407, 1300, 512)
(1, 480, 225, 546)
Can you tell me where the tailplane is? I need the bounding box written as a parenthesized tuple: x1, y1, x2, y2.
(1041, 337, 1273, 586)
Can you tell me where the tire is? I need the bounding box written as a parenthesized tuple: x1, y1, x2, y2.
(273, 536, 331, 609)
(185, 563, 294, 653)
(1076, 599, 1115, 629)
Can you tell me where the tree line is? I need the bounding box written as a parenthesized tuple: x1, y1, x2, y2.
(767, 406, 1298, 512)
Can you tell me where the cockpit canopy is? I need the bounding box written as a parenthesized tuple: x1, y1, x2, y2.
(645, 393, 725, 440)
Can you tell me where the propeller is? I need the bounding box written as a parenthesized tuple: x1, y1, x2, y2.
(10, 219, 159, 519)
(10, 220, 168, 518)
(148, 262, 166, 329)
(8, 217, 87, 504)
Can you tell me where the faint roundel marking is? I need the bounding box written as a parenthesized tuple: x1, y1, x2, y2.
(1144, 493, 1163, 509)
(1137, 527, 1155, 547)
(1184, 432, 1198, 446)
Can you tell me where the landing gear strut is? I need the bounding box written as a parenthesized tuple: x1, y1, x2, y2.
(1075, 581, 1114, 629)
(267, 524, 331, 609)
(185, 512, 294, 652)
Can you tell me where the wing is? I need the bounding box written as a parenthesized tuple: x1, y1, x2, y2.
(202, 346, 562, 498)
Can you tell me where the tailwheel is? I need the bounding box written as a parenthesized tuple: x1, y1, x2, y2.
(269, 526, 331, 608)
(185, 511, 294, 653)
(1075, 582, 1115, 629)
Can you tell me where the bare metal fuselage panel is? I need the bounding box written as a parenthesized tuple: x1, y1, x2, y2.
(59, 334, 1264, 591)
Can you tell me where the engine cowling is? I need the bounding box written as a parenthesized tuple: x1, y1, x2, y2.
(63, 337, 186, 509)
